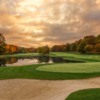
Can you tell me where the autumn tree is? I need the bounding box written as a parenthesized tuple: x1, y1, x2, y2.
(0, 33, 6, 54)
(70, 43, 77, 52)
(77, 40, 87, 53)
(95, 34, 100, 43)
(94, 43, 100, 53)
(85, 45, 93, 53)
(84, 35, 95, 45)
(64, 43, 70, 52)
(37, 47, 43, 54)
(5, 45, 18, 54)
(51, 45, 61, 52)
(37, 46, 50, 55)
(42, 46, 50, 55)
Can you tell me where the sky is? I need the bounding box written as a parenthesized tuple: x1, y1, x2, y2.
(0, 0, 100, 47)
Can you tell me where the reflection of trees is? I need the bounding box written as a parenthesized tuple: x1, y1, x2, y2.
(38, 56, 50, 63)
(51, 57, 65, 63)
(6, 57, 18, 64)
(0, 57, 18, 67)
(0, 58, 6, 67)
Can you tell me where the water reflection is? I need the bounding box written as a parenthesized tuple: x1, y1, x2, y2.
(38, 56, 50, 64)
(0, 56, 84, 67)
(0, 57, 18, 67)
(0, 58, 6, 67)
(0, 56, 52, 67)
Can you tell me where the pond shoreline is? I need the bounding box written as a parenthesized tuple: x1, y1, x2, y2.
(0, 55, 85, 67)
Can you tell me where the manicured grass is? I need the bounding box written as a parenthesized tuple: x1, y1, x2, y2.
(0, 53, 39, 58)
(0, 52, 100, 80)
(36, 62, 100, 73)
(0, 64, 100, 80)
(66, 88, 100, 100)
(50, 52, 100, 62)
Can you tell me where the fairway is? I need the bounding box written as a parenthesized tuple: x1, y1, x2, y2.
(50, 52, 100, 62)
(36, 63, 100, 73)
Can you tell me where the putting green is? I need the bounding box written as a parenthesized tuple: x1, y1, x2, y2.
(36, 62, 100, 73)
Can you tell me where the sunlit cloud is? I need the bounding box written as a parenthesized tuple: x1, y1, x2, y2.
(0, 0, 100, 47)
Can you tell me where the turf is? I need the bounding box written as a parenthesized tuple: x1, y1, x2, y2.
(66, 88, 100, 100)
(0, 53, 39, 58)
(36, 62, 100, 73)
(0, 64, 100, 80)
(37, 52, 100, 74)
(0, 52, 100, 80)
(50, 52, 100, 62)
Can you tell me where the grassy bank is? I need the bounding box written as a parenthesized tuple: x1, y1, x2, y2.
(50, 52, 100, 62)
(66, 88, 100, 100)
(0, 53, 39, 58)
(0, 64, 100, 80)
(0, 52, 100, 80)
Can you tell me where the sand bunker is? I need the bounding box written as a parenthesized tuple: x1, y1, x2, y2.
(0, 77, 100, 100)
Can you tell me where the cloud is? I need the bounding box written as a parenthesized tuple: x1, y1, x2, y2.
(83, 10, 100, 21)
(0, 0, 100, 47)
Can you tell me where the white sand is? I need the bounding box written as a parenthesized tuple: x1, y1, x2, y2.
(0, 77, 100, 100)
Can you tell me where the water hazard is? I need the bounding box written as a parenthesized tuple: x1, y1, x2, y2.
(0, 56, 84, 67)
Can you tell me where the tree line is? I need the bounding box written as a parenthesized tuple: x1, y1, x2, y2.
(51, 35, 100, 54)
(0, 33, 100, 55)
(0, 33, 36, 55)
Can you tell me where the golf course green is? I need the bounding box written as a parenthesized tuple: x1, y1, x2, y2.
(36, 63, 100, 73)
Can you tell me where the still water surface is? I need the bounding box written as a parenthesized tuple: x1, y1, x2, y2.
(0, 56, 83, 67)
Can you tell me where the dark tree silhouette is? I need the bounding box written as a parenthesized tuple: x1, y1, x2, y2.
(0, 33, 6, 54)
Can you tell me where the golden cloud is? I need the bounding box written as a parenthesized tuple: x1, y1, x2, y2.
(0, 0, 100, 47)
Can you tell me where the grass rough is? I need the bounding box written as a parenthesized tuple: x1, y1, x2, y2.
(66, 88, 100, 100)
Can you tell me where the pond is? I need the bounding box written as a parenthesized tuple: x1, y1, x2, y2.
(0, 56, 84, 67)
